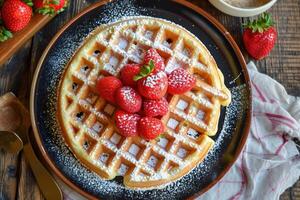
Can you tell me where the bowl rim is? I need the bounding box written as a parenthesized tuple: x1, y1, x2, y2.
(30, 0, 252, 199)
(212, 0, 277, 11)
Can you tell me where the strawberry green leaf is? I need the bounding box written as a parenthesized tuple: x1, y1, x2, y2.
(133, 60, 155, 81)
(3, 30, 12, 38)
(243, 12, 275, 33)
(0, 26, 13, 42)
(133, 75, 144, 81)
(53, 0, 60, 5)
(36, 7, 56, 15)
(22, 0, 33, 7)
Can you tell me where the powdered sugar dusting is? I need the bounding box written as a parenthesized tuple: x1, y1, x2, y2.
(143, 71, 167, 88)
(143, 98, 168, 117)
(119, 87, 139, 104)
(115, 111, 140, 136)
(128, 144, 140, 156)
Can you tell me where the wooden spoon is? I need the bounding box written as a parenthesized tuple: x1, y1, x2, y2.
(0, 93, 63, 200)
(0, 131, 23, 154)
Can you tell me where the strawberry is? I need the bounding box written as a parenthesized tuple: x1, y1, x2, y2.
(143, 98, 169, 117)
(1, 0, 33, 32)
(115, 86, 142, 113)
(136, 70, 168, 100)
(115, 110, 141, 137)
(33, 0, 67, 15)
(120, 64, 141, 87)
(167, 68, 196, 95)
(96, 76, 122, 103)
(138, 117, 165, 140)
(144, 48, 165, 72)
(243, 13, 277, 60)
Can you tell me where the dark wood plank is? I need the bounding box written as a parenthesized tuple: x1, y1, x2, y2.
(15, 47, 44, 200)
(17, 153, 45, 200)
(0, 149, 18, 200)
(255, 0, 300, 96)
(0, 41, 32, 95)
(0, 40, 33, 200)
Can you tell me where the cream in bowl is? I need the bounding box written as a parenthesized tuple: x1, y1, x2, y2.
(209, 0, 277, 17)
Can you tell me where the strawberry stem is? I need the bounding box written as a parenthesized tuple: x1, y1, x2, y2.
(133, 60, 155, 81)
(243, 12, 274, 33)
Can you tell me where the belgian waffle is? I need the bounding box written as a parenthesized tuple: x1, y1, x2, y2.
(57, 16, 231, 189)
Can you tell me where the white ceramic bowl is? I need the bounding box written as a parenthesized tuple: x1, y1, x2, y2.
(209, 0, 277, 17)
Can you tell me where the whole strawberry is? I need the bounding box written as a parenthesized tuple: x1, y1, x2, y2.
(144, 48, 165, 72)
(138, 117, 165, 140)
(96, 76, 122, 103)
(115, 86, 142, 113)
(143, 98, 169, 117)
(167, 68, 196, 95)
(120, 64, 141, 87)
(243, 13, 277, 60)
(33, 0, 67, 15)
(1, 0, 33, 32)
(134, 60, 168, 100)
(137, 70, 168, 100)
(115, 110, 141, 137)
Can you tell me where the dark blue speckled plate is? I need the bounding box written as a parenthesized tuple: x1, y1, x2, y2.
(30, 0, 251, 199)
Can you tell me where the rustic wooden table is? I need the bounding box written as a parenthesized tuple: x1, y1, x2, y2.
(0, 0, 299, 199)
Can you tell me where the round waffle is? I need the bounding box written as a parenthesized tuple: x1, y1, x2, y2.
(57, 16, 231, 189)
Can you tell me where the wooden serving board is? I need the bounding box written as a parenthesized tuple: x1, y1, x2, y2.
(0, 14, 54, 66)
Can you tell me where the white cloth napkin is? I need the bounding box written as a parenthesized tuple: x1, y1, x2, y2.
(199, 62, 300, 200)
(61, 62, 300, 200)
